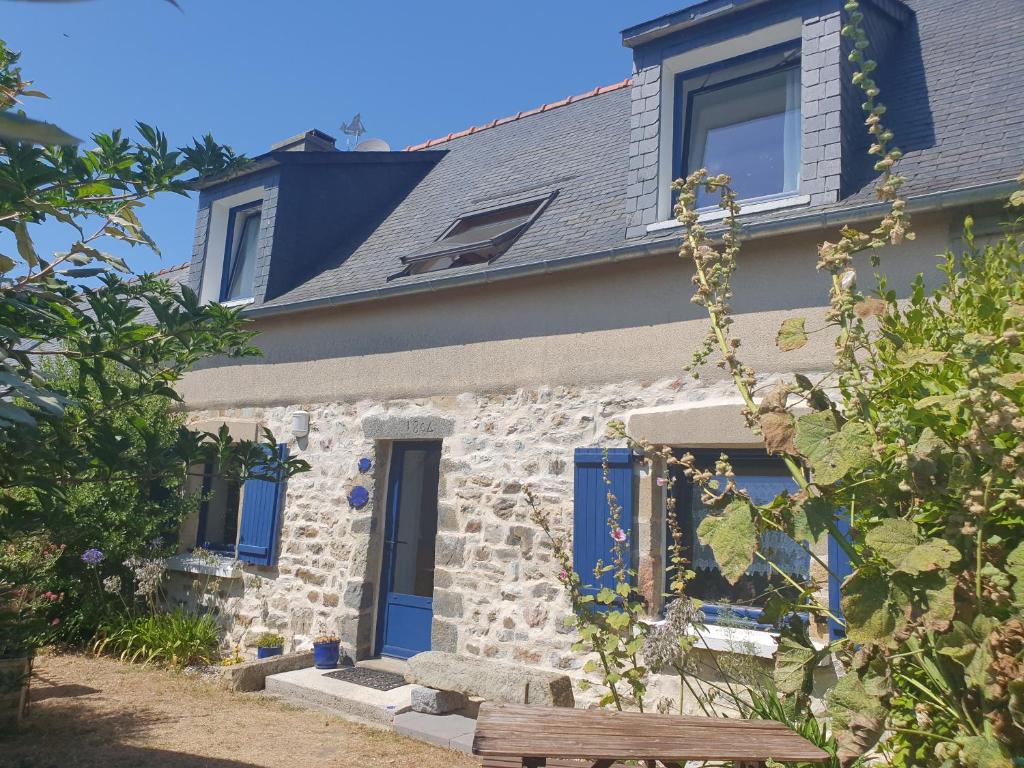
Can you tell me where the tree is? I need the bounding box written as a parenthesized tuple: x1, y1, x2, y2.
(0, 39, 309, 644)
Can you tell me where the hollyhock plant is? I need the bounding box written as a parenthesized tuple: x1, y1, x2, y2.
(610, 527, 627, 543)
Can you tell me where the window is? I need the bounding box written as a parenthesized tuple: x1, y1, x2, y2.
(676, 44, 801, 209)
(391, 194, 553, 279)
(669, 450, 810, 627)
(197, 463, 242, 554)
(220, 203, 261, 301)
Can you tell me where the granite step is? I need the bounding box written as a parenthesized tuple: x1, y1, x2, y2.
(264, 665, 415, 727)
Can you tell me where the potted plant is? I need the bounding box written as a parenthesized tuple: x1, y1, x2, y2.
(1, 535, 64, 729)
(254, 632, 285, 659)
(312, 622, 340, 669)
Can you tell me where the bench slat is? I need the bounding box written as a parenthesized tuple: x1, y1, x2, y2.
(472, 704, 829, 764)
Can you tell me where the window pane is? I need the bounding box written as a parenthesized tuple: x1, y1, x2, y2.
(671, 455, 810, 613)
(390, 446, 441, 598)
(225, 211, 260, 300)
(687, 67, 800, 207)
(444, 201, 539, 246)
(199, 466, 241, 553)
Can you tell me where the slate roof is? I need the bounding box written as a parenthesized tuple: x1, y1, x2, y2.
(259, 0, 1022, 311)
(264, 81, 633, 307)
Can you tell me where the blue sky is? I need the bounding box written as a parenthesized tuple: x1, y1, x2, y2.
(3, 0, 688, 275)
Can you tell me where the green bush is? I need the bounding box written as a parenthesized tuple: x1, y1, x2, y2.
(93, 609, 220, 668)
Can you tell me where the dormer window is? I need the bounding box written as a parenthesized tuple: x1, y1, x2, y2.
(220, 202, 261, 301)
(677, 43, 801, 209)
(392, 194, 554, 279)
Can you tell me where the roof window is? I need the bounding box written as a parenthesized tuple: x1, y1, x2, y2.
(392, 194, 554, 279)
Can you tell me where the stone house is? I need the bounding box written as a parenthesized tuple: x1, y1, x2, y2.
(166, 0, 1023, 698)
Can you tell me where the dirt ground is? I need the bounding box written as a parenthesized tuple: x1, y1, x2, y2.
(2, 653, 478, 768)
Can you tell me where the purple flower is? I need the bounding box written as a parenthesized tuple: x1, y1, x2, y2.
(81, 548, 105, 566)
(611, 528, 627, 543)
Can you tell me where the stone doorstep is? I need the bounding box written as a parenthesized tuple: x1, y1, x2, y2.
(393, 711, 478, 754)
(264, 666, 415, 727)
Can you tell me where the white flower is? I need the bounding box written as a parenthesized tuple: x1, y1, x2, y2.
(840, 269, 857, 290)
(102, 575, 122, 594)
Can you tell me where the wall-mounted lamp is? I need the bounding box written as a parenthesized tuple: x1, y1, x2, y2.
(290, 410, 310, 439)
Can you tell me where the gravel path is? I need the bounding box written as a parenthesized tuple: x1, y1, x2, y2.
(2, 653, 477, 768)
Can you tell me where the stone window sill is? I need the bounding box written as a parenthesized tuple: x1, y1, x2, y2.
(166, 552, 243, 579)
(646, 193, 811, 234)
(649, 619, 826, 660)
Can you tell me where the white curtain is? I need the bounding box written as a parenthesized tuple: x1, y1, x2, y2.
(690, 475, 811, 578)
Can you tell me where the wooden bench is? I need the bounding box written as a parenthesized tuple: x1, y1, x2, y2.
(473, 703, 829, 768)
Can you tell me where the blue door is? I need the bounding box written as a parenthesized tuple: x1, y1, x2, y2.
(376, 441, 442, 659)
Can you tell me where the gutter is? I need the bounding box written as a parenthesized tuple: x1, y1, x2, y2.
(245, 178, 1016, 320)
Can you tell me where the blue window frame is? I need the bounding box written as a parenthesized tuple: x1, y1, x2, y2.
(674, 42, 802, 209)
(668, 449, 810, 629)
(219, 201, 261, 301)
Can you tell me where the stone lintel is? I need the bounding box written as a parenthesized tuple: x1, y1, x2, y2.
(626, 401, 760, 448)
(362, 414, 454, 440)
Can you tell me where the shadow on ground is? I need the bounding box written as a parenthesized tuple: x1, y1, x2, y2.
(3, 702, 271, 768)
(6, 746, 277, 768)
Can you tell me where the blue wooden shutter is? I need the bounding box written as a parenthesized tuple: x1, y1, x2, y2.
(236, 443, 289, 566)
(828, 514, 853, 641)
(573, 448, 635, 599)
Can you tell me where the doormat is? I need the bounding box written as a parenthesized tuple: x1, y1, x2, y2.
(323, 666, 408, 691)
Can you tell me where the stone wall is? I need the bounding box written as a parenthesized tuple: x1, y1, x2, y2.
(166, 373, 838, 710)
(168, 376, 747, 656)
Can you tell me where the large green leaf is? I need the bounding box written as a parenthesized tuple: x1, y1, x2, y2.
(958, 735, 1013, 768)
(776, 317, 808, 351)
(840, 570, 896, 644)
(865, 519, 960, 575)
(790, 496, 835, 545)
(696, 498, 757, 585)
(908, 426, 949, 482)
(921, 572, 957, 630)
(774, 635, 819, 696)
(795, 412, 873, 485)
(826, 672, 886, 766)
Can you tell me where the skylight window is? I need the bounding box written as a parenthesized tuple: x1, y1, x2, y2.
(392, 194, 554, 279)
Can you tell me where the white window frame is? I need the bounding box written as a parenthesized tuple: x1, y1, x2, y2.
(654, 16, 805, 224)
(199, 187, 265, 305)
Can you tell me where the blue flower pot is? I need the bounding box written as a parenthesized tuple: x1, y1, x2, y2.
(313, 641, 340, 669)
(257, 646, 283, 659)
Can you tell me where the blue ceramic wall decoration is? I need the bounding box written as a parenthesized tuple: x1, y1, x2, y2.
(348, 485, 370, 509)
(357, 457, 372, 473)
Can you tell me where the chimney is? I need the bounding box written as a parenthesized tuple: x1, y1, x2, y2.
(270, 128, 338, 152)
